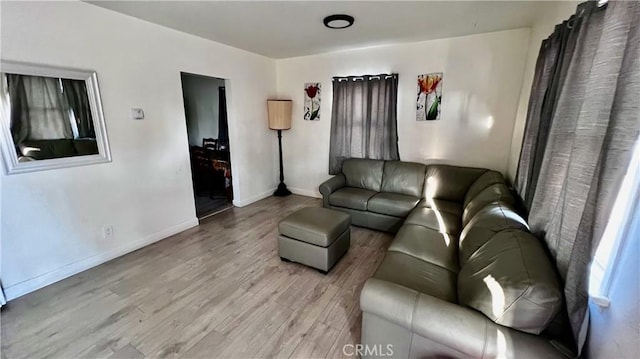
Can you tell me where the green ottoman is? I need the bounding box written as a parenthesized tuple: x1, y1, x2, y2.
(278, 207, 351, 274)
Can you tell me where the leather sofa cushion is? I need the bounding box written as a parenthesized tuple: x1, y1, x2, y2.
(360, 278, 568, 359)
(462, 184, 516, 226)
(329, 187, 377, 211)
(459, 203, 529, 265)
(458, 230, 563, 334)
(278, 207, 351, 247)
(380, 161, 426, 198)
(463, 171, 505, 208)
(417, 198, 463, 217)
(375, 252, 457, 302)
(410, 290, 568, 359)
(388, 224, 458, 272)
(367, 193, 420, 217)
(19, 139, 76, 160)
(405, 207, 461, 236)
(424, 165, 487, 202)
(342, 158, 385, 192)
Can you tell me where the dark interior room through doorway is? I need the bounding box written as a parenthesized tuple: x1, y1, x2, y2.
(180, 72, 233, 219)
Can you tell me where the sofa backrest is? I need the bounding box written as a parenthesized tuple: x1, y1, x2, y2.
(457, 229, 563, 335)
(463, 171, 505, 207)
(462, 184, 516, 226)
(381, 161, 427, 198)
(458, 202, 529, 265)
(424, 165, 487, 202)
(342, 158, 385, 192)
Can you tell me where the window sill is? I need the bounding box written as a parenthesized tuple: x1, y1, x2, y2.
(590, 294, 611, 308)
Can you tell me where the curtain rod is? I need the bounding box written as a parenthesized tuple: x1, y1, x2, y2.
(333, 73, 398, 82)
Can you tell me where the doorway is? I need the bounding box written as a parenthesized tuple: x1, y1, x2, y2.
(180, 72, 233, 219)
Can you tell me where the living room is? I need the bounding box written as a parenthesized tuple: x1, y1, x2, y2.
(1, 1, 638, 358)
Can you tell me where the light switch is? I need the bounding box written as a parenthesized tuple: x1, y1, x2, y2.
(131, 108, 145, 120)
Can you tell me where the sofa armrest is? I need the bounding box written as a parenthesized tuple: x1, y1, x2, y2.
(319, 174, 346, 208)
(361, 278, 567, 359)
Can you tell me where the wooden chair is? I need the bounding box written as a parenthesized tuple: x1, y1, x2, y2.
(202, 138, 218, 151)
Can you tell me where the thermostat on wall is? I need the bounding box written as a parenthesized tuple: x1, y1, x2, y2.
(131, 108, 145, 120)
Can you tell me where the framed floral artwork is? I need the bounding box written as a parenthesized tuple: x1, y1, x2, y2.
(416, 73, 443, 121)
(304, 82, 321, 121)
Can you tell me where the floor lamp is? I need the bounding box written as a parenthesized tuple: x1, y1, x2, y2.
(267, 99, 292, 197)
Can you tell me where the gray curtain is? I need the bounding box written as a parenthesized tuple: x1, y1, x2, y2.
(8, 74, 73, 143)
(62, 79, 95, 138)
(515, 16, 575, 208)
(516, 1, 640, 353)
(329, 74, 399, 174)
(218, 86, 229, 149)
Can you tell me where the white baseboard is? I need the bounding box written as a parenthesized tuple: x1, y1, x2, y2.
(4, 218, 199, 301)
(288, 187, 321, 199)
(233, 187, 276, 207)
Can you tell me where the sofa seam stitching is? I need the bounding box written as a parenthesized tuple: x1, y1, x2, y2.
(494, 233, 532, 322)
(387, 249, 458, 274)
(408, 291, 420, 353)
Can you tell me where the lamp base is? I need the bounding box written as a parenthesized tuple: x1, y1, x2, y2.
(274, 182, 292, 197)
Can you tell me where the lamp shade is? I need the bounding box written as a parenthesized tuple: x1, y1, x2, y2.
(267, 100, 292, 130)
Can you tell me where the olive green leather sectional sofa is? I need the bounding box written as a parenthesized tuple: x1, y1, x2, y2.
(319, 158, 569, 358)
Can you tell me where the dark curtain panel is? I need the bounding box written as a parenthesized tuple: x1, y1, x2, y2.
(515, 17, 575, 208)
(6, 74, 28, 144)
(218, 86, 229, 148)
(515, 1, 640, 353)
(62, 79, 95, 138)
(329, 74, 399, 174)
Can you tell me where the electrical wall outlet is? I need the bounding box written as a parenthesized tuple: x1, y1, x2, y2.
(103, 225, 114, 239)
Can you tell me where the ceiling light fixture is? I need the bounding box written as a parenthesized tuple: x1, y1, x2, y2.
(323, 14, 355, 29)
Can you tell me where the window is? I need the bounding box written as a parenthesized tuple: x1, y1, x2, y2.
(589, 139, 640, 306)
(328, 74, 399, 174)
(5, 74, 94, 143)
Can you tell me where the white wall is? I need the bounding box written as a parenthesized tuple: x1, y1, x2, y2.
(181, 74, 225, 147)
(506, 1, 577, 183)
(275, 29, 530, 197)
(0, 1, 277, 300)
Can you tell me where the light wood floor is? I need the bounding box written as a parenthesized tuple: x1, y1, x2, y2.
(1, 195, 393, 359)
